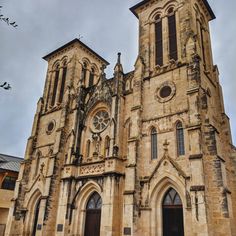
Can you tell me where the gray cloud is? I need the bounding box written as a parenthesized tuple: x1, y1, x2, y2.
(0, 0, 235, 157)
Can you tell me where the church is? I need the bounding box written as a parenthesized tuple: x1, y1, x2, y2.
(5, 0, 236, 235)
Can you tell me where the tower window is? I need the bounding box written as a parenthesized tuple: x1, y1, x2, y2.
(176, 122, 185, 156)
(200, 26, 206, 66)
(51, 65, 60, 106)
(59, 62, 67, 103)
(151, 128, 158, 159)
(89, 68, 95, 87)
(155, 18, 163, 66)
(81, 63, 87, 83)
(168, 12, 178, 61)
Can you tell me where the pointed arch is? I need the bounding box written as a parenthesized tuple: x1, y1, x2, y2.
(176, 121, 185, 156)
(168, 8, 178, 61)
(155, 16, 163, 66)
(70, 181, 103, 236)
(84, 192, 102, 236)
(162, 188, 184, 236)
(104, 136, 110, 157)
(24, 189, 42, 235)
(149, 175, 187, 236)
(151, 127, 158, 160)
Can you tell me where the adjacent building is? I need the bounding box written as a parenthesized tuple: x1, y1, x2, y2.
(5, 0, 236, 235)
(0, 154, 21, 236)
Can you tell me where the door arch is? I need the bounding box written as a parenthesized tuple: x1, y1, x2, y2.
(162, 188, 184, 236)
(84, 192, 102, 236)
(32, 199, 41, 236)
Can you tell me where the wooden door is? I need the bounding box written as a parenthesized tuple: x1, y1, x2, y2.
(84, 192, 102, 236)
(162, 188, 184, 236)
(32, 200, 41, 236)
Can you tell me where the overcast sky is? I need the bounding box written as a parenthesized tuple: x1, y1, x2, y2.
(0, 0, 235, 158)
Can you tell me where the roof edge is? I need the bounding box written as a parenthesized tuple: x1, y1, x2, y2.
(130, 0, 216, 20)
(42, 38, 110, 65)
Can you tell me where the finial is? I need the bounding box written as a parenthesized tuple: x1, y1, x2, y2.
(101, 64, 106, 74)
(117, 52, 121, 64)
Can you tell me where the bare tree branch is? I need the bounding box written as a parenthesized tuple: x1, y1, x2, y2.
(0, 82, 12, 90)
(0, 5, 18, 28)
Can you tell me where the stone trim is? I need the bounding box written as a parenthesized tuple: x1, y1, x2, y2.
(190, 185, 205, 191)
(123, 190, 135, 195)
(189, 154, 203, 160)
(131, 105, 142, 111)
(142, 109, 188, 123)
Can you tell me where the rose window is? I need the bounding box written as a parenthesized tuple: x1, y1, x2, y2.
(92, 111, 110, 132)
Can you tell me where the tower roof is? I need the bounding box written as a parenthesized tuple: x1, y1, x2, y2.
(130, 0, 216, 20)
(43, 38, 110, 65)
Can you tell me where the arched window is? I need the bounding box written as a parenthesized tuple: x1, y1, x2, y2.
(89, 68, 95, 87)
(81, 63, 87, 83)
(59, 62, 67, 103)
(176, 122, 185, 156)
(163, 188, 184, 236)
(51, 65, 60, 106)
(155, 14, 163, 66)
(86, 140, 91, 158)
(168, 8, 178, 61)
(104, 136, 110, 157)
(84, 192, 102, 236)
(86, 192, 102, 209)
(151, 127, 158, 159)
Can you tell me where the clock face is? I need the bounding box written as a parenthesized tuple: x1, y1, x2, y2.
(92, 110, 110, 132)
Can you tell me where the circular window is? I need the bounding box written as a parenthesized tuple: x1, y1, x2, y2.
(160, 86, 172, 98)
(46, 120, 56, 134)
(92, 110, 110, 133)
(156, 82, 176, 103)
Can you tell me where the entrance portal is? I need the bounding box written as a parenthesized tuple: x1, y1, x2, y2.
(162, 188, 184, 236)
(32, 200, 41, 236)
(84, 192, 102, 236)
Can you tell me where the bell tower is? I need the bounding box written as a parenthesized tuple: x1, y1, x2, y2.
(128, 0, 236, 235)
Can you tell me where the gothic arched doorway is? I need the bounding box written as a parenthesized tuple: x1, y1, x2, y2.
(32, 199, 41, 236)
(162, 188, 184, 236)
(84, 192, 102, 236)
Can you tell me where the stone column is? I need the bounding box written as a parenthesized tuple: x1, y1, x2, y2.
(44, 70, 53, 112)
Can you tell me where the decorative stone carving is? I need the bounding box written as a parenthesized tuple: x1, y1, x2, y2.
(80, 163, 105, 176)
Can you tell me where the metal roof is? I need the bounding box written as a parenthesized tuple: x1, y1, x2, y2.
(0, 153, 22, 172)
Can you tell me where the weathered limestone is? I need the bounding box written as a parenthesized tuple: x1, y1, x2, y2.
(5, 0, 236, 236)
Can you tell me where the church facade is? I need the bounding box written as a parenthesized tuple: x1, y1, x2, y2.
(5, 0, 236, 235)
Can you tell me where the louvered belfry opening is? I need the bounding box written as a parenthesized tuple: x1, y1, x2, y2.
(168, 12, 178, 61)
(59, 64, 67, 103)
(155, 17, 163, 66)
